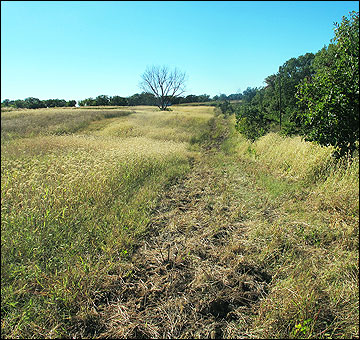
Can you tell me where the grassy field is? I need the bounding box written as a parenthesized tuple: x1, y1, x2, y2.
(1, 105, 211, 338)
(223, 121, 359, 338)
(1, 106, 358, 338)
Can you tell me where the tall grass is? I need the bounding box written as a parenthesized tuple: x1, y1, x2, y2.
(1, 107, 133, 141)
(2, 107, 358, 338)
(87, 105, 215, 143)
(231, 129, 359, 215)
(226, 119, 359, 339)
(1, 106, 213, 338)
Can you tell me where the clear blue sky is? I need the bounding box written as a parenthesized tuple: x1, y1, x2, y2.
(1, 1, 358, 101)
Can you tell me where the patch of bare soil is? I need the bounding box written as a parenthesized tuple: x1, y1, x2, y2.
(91, 154, 272, 339)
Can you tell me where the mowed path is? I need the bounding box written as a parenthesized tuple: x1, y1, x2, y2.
(90, 116, 275, 339)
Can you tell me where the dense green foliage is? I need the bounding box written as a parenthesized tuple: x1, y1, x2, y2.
(296, 11, 359, 156)
(220, 11, 359, 158)
(228, 51, 317, 138)
(235, 104, 270, 141)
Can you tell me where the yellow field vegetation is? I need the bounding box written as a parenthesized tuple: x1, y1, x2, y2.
(1, 106, 358, 339)
(1, 105, 213, 338)
(229, 127, 359, 216)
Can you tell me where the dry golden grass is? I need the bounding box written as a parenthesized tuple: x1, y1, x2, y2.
(253, 132, 335, 181)
(1, 106, 133, 140)
(1, 105, 214, 339)
(84, 105, 214, 143)
(1, 107, 358, 339)
(230, 128, 359, 217)
(225, 120, 359, 339)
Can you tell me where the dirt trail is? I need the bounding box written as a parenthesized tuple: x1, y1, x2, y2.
(92, 147, 273, 339)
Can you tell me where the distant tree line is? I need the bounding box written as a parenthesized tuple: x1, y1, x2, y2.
(1, 92, 241, 109)
(219, 11, 359, 157)
(77, 93, 237, 107)
(1, 97, 76, 109)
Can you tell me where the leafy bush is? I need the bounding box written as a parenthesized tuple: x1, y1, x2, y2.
(218, 100, 234, 115)
(235, 104, 269, 141)
(296, 11, 359, 157)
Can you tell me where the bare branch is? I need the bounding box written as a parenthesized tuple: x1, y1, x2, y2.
(139, 65, 186, 110)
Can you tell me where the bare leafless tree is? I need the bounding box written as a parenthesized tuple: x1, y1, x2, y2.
(139, 65, 186, 110)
